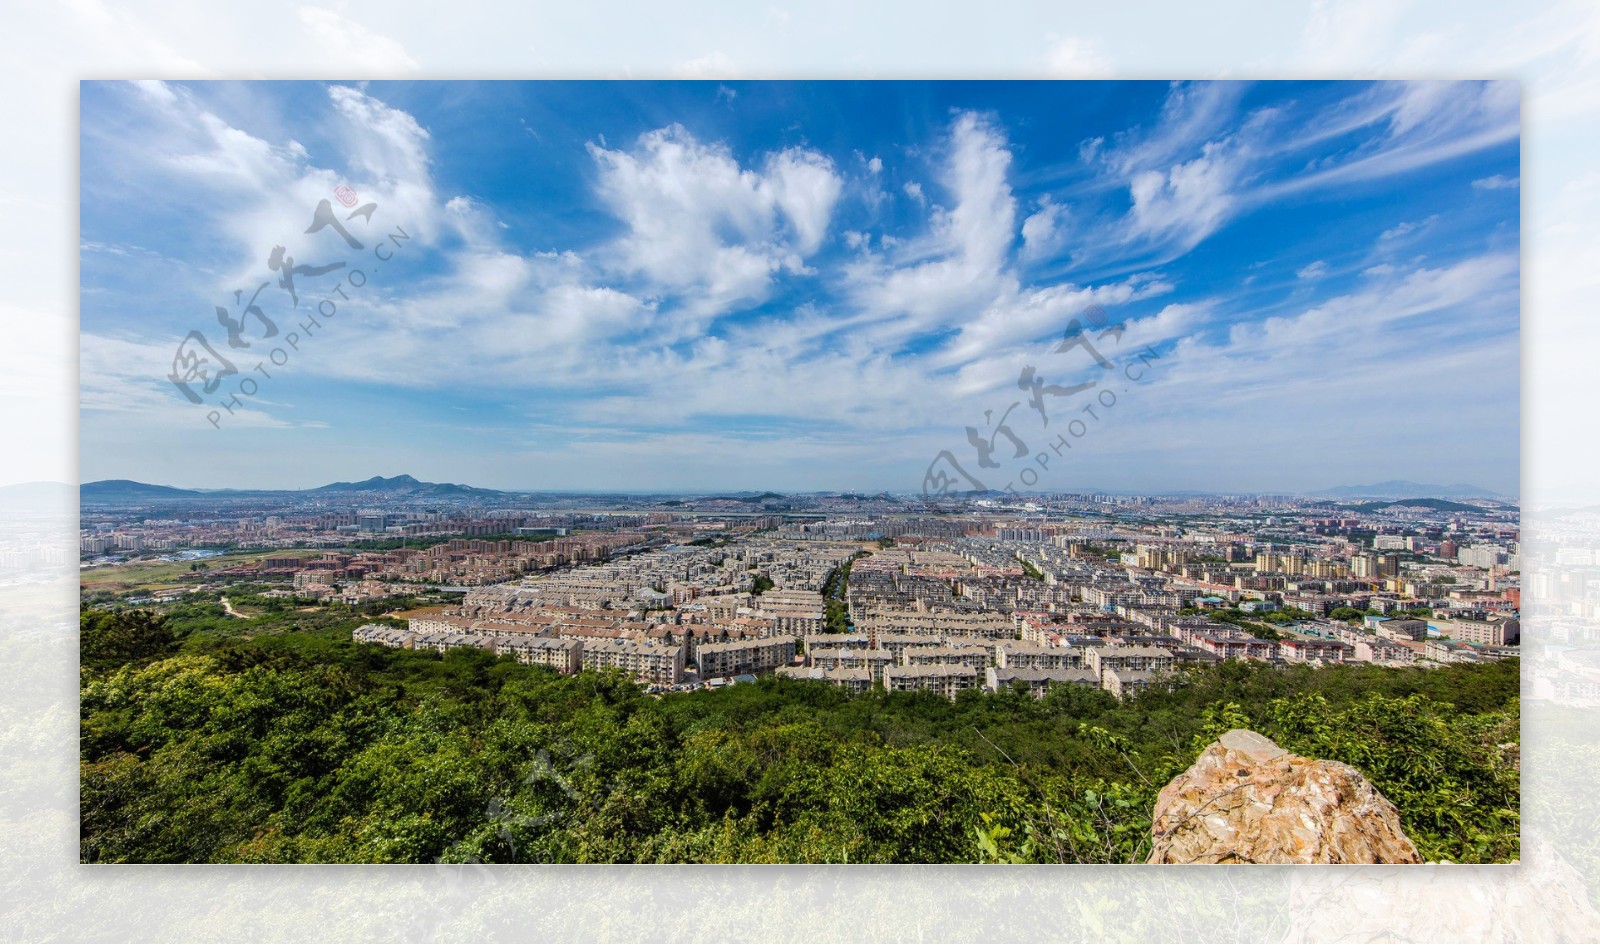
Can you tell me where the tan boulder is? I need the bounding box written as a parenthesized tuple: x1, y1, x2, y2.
(1147, 729, 1422, 865)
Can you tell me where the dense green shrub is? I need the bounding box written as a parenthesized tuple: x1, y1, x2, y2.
(79, 610, 1520, 864)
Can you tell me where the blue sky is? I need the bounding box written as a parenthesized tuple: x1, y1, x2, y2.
(79, 80, 1520, 495)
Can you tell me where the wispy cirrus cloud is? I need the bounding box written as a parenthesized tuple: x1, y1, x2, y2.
(78, 79, 1519, 492)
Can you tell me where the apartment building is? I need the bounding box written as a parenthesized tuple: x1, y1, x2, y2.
(881, 663, 983, 700)
(1189, 633, 1276, 661)
(1277, 638, 1353, 663)
(1101, 667, 1159, 701)
(808, 646, 898, 683)
(776, 664, 873, 694)
(985, 666, 1099, 698)
(1372, 617, 1429, 642)
(872, 632, 947, 660)
(1085, 644, 1177, 676)
(694, 635, 797, 678)
(352, 623, 414, 648)
(1425, 640, 1518, 664)
(581, 639, 685, 684)
(1354, 637, 1417, 664)
(901, 643, 994, 668)
(857, 607, 1015, 640)
(409, 631, 500, 655)
(804, 633, 870, 653)
(994, 640, 1082, 670)
(756, 589, 826, 635)
(1436, 617, 1520, 646)
(495, 636, 583, 673)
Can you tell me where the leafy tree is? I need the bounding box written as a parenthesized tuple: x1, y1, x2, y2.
(820, 554, 861, 633)
(80, 609, 184, 671)
(79, 607, 1520, 865)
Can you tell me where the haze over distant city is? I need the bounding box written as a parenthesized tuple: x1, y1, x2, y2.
(80, 80, 1520, 496)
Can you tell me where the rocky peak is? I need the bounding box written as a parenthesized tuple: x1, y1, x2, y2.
(1147, 728, 1422, 865)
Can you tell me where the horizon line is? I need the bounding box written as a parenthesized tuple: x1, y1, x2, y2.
(35, 477, 1522, 500)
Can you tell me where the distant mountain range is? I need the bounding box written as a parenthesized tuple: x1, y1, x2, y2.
(700, 492, 789, 504)
(309, 474, 503, 497)
(70, 476, 1518, 506)
(1341, 497, 1491, 514)
(1310, 480, 1508, 501)
(79, 479, 202, 501)
(79, 475, 506, 503)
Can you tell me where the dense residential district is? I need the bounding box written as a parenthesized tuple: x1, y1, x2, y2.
(78, 481, 1523, 700)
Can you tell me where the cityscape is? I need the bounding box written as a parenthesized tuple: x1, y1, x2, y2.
(72, 476, 1530, 864)
(4, 1, 1600, 938)
(74, 79, 1526, 866)
(80, 479, 1524, 698)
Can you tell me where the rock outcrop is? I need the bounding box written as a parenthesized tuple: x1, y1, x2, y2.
(1147, 729, 1422, 864)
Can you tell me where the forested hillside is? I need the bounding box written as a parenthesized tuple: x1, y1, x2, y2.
(80, 609, 1520, 864)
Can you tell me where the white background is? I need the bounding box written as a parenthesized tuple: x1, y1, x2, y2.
(3, 1, 1597, 941)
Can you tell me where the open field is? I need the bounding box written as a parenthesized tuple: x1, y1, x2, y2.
(79, 551, 270, 591)
(385, 604, 446, 620)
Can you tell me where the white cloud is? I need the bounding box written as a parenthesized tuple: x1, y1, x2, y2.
(1226, 253, 1516, 360)
(1045, 35, 1114, 78)
(1126, 141, 1239, 251)
(328, 84, 431, 180)
(1473, 174, 1521, 189)
(79, 81, 646, 406)
(478, 284, 656, 349)
(297, 7, 419, 72)
(1083, 80, 1518, 267)
(54, 0, 212, 75)
(324, 85, 436, 240)
(763, 149, 844, 255)
(936, 273, 1177, 369)
(1262, 81, 1519, 198)
(79, 331, 324, 430)
(1379, 214, 1439, 243)
(1105, 82, 1250, 178)
(673, 51, 737, 78)
(1078, 84, 1270, 260)
(1094, 253, 1519, 486)
(1020, 197, 1067, 261)
(98, 81, 447, 303)
(847, 112, 1019, 338)
(74, 78, 1524, 496)
(935, 113, 1017, 270)
(1298, 0, 1409, 72)
(126, 81, 307, 195)
(1296, 260, 1329, 280)
(586, 124, 841, 323)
